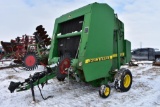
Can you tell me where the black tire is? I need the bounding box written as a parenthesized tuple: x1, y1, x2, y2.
(99, 85, 111, 98)
(114, 68, 132, 92)
(56, 66, 65, 81)
(56, 53, 71, 81)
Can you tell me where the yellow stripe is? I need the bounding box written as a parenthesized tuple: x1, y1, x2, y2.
(112, 54, 117, 58)
(85, 52, 125, 64)
(120, 52, 125, 57)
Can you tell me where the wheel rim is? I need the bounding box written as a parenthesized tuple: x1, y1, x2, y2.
(59, 58, 70, 74)
(25, 55, 36, 66)
(104, 87, 110, 96)
(123, 74, 131, 88)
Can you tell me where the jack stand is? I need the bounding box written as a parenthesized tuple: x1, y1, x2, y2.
(30, 75, 36, 102)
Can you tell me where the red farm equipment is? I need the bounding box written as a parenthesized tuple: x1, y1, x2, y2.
(0, 25, 51, 70)
(1, 35, 35, 63)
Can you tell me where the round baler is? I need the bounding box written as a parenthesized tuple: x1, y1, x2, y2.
(8, 2, 132, 99)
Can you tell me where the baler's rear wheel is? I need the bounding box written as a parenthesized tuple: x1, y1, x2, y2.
(114, 68, 132, 92)
(22, 52, 39, 71)
(99, 85, 111, 98)
(56, 54, 71, 81)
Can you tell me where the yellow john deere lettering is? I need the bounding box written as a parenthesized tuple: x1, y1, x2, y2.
(85, 55, 112, 64)
(85, 53, 124, 64)
(112, 54, 117, 58)
(120, 52, 125, 57)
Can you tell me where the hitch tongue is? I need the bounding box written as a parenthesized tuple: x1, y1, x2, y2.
(8, 81, 21, 93)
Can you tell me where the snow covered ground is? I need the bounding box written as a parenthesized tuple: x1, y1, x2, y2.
(0, 61, 160, 107)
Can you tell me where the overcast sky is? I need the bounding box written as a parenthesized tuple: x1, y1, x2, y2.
(0, 0, 160, 49)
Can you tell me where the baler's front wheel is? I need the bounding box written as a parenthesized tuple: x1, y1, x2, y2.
(56, 54, 71, 81)
(99, 85, 111, 98)
(114, 68, 132, 92)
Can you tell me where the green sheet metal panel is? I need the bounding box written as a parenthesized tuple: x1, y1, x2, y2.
(112, 19, 125, 70)
(77, 13, 91, 63)
(117, 19, 125, 68)
(83, 3, 115, 82)
(112, 32, 118, 70)
(124, 40, 131, 63)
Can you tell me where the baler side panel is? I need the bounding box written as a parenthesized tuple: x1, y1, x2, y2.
(117, 20, 125, 68)
(83, 4, 115, 82)
(112, 31, 118, 70)
(112, 18, 125, 69)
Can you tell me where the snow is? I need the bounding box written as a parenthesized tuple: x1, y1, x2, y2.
(0, 61, 160, 107)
